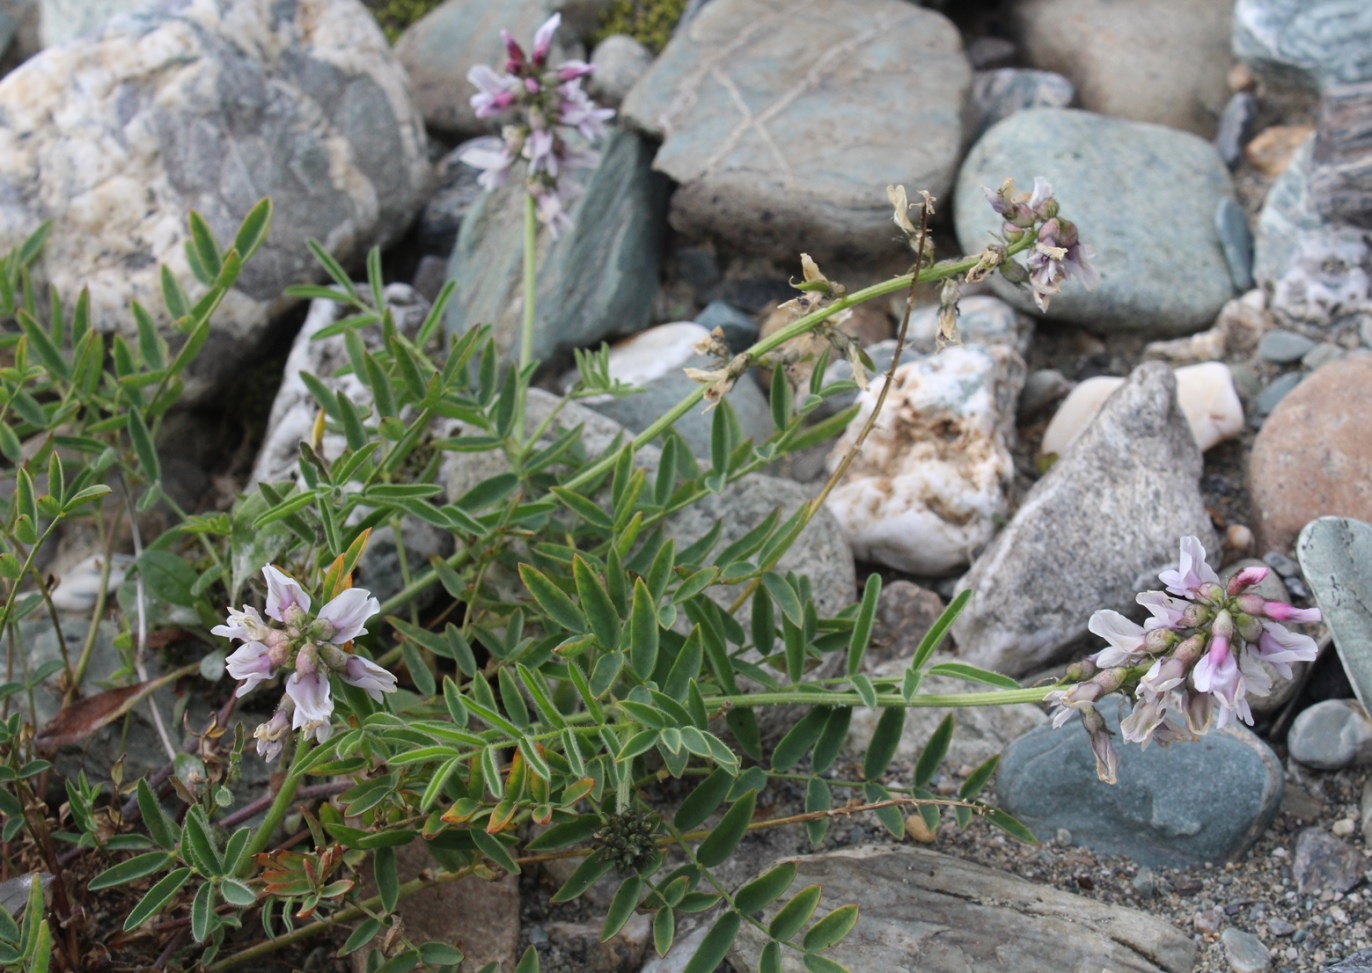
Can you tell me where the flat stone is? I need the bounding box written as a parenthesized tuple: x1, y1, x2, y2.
(1216, 197, 1255, 291)
(587, 34, 652, 108)
(0, 0, 432, 403)
(444, 128, 669, 364)
(1221, 927, 1272, 973)
(1293, 827, 1367, 894)
(1253, 370, 1304, 416)
(1327, 948, 1372, 973)
(969, 68, 1074, 140)
(622, 0, 971, 261)
(1251, 359, 1372, 552)
(1216, 91, 1260, 168)
(954, 109, 1237, 335)
(1302, 341, 1345, 370)
(1311, 81, 1372, 227)
(1234, 0, 1372, 94)
(1298, 517, 1372, 708)
(1257, 329, 1316, 363)
(952, 363, 1217, 676)
(996, 707, 1284, 868)
(728, 846, 1197, 973)
(1010, 0, 1232, 136)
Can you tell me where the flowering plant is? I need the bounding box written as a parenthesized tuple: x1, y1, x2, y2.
(1049, 536, 1320, 783)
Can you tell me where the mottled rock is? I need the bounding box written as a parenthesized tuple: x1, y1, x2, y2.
(622, 0, 971, 261)
(904, 294, 1034, 358)
(1041, 361, 1244, 459)
(997, 708, 1284, 868)
(445, 128, 668, 364)
(39, 0, 154, 47)
(1233, 0, 1372, 94)
(728, 846, 1197, 973)
(1270, 227, 1372, 326)
(865, 579, 946, 668)
(823, 344, 1023, 575)
(1327, 948, 1372, 973)
(0, 0, 431, 402)
(1288, 699, 1372, 770)
(1221, 927, 1272, 973)
(1311, 81, 1372, 227)
(1254, 134, 1319, 286)
(588, 34, 652, 108)
(542, 916, 651, 973)
(954, 110, 1237, 334)
(1010, 0, 1232, 136)
(1250, 358, 1372, 551)
(1299, 517, 1372, 708)
(969, 68, 1074, 140)
(1293, 827, 1366, 894)
(952, 363, 1217, 676)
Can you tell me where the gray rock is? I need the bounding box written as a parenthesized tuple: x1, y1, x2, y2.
(728, 846, 1198, 973)
(1221, 927, 1272, 973)
(954, 110, 1237, 335)
(1257, 329, 1316, 363)
(416, 143, 486, 257)
(693, 300, 757, 351)
(1019, 368, 1072, 420)
(0, 0, 431, 403)
(39, 0, 155, 47)
(1298, 517, 1372, 708)
(1311, 81, 1372, 228)
(1302, 340, 1345, 369)
(1288, 699, 1372, 770)
(969, 68, 1074, 141)
(1253, 134, 1319, 287)
(1293, 826, 1366, 894)
(951, 363, 1217, 676)
(621, 0, 971, 261)
(1233, 0, 1372, 95)
(1327, 948, 1372, 973)
(1217, 197, 1255, 291)
(1269, 226, 1372, 327)
(445, 127, 668, 365)
(551, 0, 615, 37)
(996, 707, 1284, 868)
(1216, 91, 1260, 168)
(587, 34, 652, 108)
(1254, 371, 1303, 415)
(49, 552, 134, 614)
(906, 293, 1034, 358)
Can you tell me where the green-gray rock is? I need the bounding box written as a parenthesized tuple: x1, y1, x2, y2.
(1298, 516, 1372, 709)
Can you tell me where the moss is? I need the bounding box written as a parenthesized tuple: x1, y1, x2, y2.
(590, 0, 689, 54)
(362, 0, 447, 44)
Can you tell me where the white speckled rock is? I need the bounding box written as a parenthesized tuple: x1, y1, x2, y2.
(1041, 361, 1244, 458)
(0, 0, 431, 402)
(823, 344, 1024, 575)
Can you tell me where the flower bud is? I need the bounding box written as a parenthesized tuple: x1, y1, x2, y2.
(1180, 601, 1211, 628)
(1079, 705, 1118, 785)
(1144, 627, 1180, 654)
(1226, 565, 1270, 595)
(1195, 581, 1224, 604)
(1234, 612, 1264, 644)
(1211, 609, 1235, 640)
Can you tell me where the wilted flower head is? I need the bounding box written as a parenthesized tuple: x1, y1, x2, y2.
(980, 178, 1098, 312)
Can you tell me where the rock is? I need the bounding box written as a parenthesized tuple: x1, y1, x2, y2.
(693, 300, 757, 351)
(1250, 359, 1372, 551)
(1327, 949, 1372, 973)
(822, 344, 1023, 575)
(1253, 133, 1319, 286)
(1142, 328, 1229, 366)
(542, 916, 651, 972)
(1293, 827, 1366, 894)
(1290, 696, 1372, 769)
(48, 552, 133, 614)
(966, 36, 1017, 70)
(395, 0, 575, 137)
(588, 34, 652, 108)
(1246, 124, 1316, 177)
(1303, 341, 1346, 370)
(445, 128, 668, 364)
(621, 0, 971, 261)
(954, 110, 1237, 335)
(728, 846, 1198, 973)
(848, 652, 1048, 774)
(1216, 197, 1255, 291)
(1221, 927, 1272, 973)
(0, 0, 431, 403)
(557, 321, 773, 461)
(865, 579, 945, 668)
(1040, 362, 1244, 459)
(1300, 517, 1372, 708)
(1253, 371, 1303, 416)
(1010, 0, 1232, 136)
(952, 363, 1217, 676)
(1311, 81, 1372, 227)
(39, 0, 153, 47)
(1216, 91, 1260, 168)
(415, 143, 486, 257)
(996, 707, 1284, 868)
(1018, 368, 1071, 420)
(1258, 329, 1316, 363)
(550, 0, 616, 37)
(1269, 226, 1372, 327)
(969, 68, 1074, 141)
(903, 294, 1034, 358)
(1233, 0, 1372, 95)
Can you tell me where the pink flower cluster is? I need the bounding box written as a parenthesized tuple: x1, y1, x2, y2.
(214, 566, 396, 760)
(459, 13, 614, 238)
(984, 177, 1099, 312)
(1048, 536, 1320, 783)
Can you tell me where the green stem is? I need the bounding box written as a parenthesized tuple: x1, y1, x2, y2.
(511, 191, 539, 448)
(701, 686, 1054, 709)
(240, 736, 312, 874)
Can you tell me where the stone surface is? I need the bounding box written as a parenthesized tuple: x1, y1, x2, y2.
(395, 0, 574, 137)
(1018, 368, 1071, 420)
(864, 579, 946, 668)
(822, 344, 1023, 575)
(968, 68, 1074, 141)
(1311, 81, 1372, 227)
(39, 0, 154, 47)
(558, 321, 773, 461)
(728, 846, 1197, 973)
(416, 142, 486, 257)
(1293, 827, 1367, 894)
(1253, 370, 1303, 416)
(1253, 133, 1319, 286)
(1040, 361, 1244, 458)
(1216, 197, 1255, 291)
(0, 0, 430, 403)
(996, 708, 1284, 868)
(1233, 0, 1372, 94)
(1010, 0, 1232, 136)
(1258, 329, 1316, 363)
(587, 34, 652, 108)
(622, 0, 971, 261)
(952, 363, 1218, 676)
(904, 294, 1034, 358)
(692, 300, 757, 351)
(445, 128, 668, 364)
(955, 110, 1237, 335)
(541, 916, 651, 973)
(1328, 949, 1372, 973)
(1269, 226, 1372, 327)
(48, 552, 133, 614)
(1299, 517, 1372, 709)
(1221, 927, 1272, 973)
(1288, 699, 1372, 770)
(1250, 358, 1372, 552)
(1216, 91, 1259, 168)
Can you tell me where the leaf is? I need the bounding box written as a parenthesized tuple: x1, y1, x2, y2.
(914, 713, 954, 788)
(574, 556, 620, 650)
(653, 906, 675, 955)
(339, 917, 383, 956)
(759, 941, 783, 973)
(767, 884, 822, 941)
(627, 578, 659, 679)
(471, 831, 520, 875)
(419, 942, 465, 966)
(232, 198, 273, 262)
(673, 768, 733, 831)
(810, 707, 851, 776)
(695, 790, 755, 868)
(549, 485, 612, 530)
(925, 662, 1020, 689)
(550, 852, 614, 903)
(182, 806, 223, 876)
(770, 708, 828, 772)
(803, 904, 859, 951)
(88, 851, 174, 890)
(959, 754, 999, 800)
(601, 875, 642, 941)
(803, 954, 851, 973)
(36, 664, 195, 750)
(187, 211, 223, 280)
(518, 564, 585, 633)
(804, 776, 831, 847)
(514, 945, 540, 973)
(125, 409, 160, 483)
(910, 589, 970, 673)
(375, 845, 399, 913)
(734, 862, 796, 915)
(137, 779, 178, 851)
(862, 707, 905, 781)
(760, 573, 803, 626)
(124, 868, 192, 930)
(847, 574, 881, 678)
(682, 912, 739, 973)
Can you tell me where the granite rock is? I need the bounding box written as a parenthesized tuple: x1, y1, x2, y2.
(1311, 81, 1372, 228)
(1253, 133, 1320, 286)
(1233, 0, 1372, 95)
(1298, 517, 1372, 708)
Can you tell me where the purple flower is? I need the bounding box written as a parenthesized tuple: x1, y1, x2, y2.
(1252, 620, 1318, 679)
(1157, 536, 1219, 599)
(315, 587, 381, 644)
(458, 135, 519, 192)
(342, 655, 399, 702)
(1026, 217, 1099, 312)
(1226, 565, 1270, 594)
(1119, 688, 1172, 746)
(1135, 590, 1188, 631)
(469, 64, 519, 119)
(532, 187, 574, 239)
(264, 565, 311, 622)
(530, 12, 560, 66)
(558, 81, 614, 140)
(212, 604, 272, 643)
(286, 668, 333, 728)
(226, 641, 277, 697)
(253, 709, 291, 762)
(1087, 609, 1148, 668)
(1259, 600, 1321, 624)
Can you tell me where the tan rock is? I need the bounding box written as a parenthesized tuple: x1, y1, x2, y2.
(1245, 124, 1317, 176)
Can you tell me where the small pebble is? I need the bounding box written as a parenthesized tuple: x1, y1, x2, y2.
(1258, 330, 1316, 364)
(1335, 819, 1357, 838)
(1302, 342, 1345, 371)
(1268, 918, 1297, 937)
(1293, 929, 1308, 943)
(1256, 372, 1304, 415)
(1223, 926, 1272, 973)
(1283, 576, 1310, 600)
(1196, 908, 1223, 934)
(528, 926, 548, 946)
(1263, 551, 1301, 577)
(1134, 867, 1158, 900)
(1055, 828, 1072, 846)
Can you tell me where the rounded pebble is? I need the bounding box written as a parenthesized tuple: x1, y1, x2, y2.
(1257, 330, 1315, 364)
(1223, 927, 1272, 973)
(1255, 371, 1304, 415)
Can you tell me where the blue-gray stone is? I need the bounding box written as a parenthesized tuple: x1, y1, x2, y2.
(954, 109, 1237, 335)
(996, 707, 1284, 868)
(1221, 928, 1272, 973)
(1216, 91, 1259, 168)
(1257, 329, 1316, 363)
(1216, 197, 1255, 291)
(445, 128, 669, 364)
(1287, 699, 1372, 770)
(1298, 517, 1372, 709)
(1234, 0, 1372, 94)
(1254, 371, 1304, 415)
(1301, 341, 1344, 370)
(1253, 134, 1318, 286)
(969, 68, 1074, 141)
(1327, 947, 1372, 972)
(1294, 827, 1365, 894)
(694, 300, 757, 351)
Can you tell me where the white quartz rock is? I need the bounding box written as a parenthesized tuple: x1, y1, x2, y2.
(1041, 361, 1243, 458)
(823, 344, 1023, 574)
